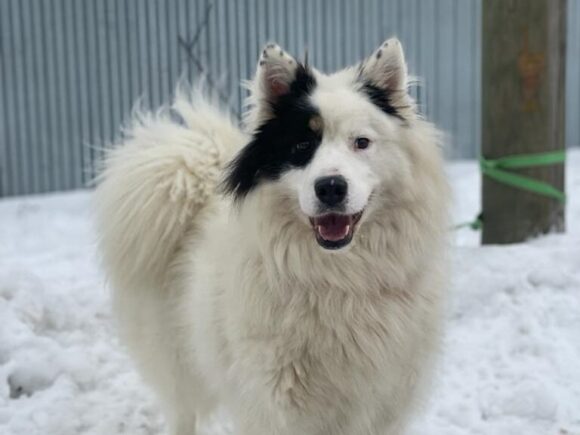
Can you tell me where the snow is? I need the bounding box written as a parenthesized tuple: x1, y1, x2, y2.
(1, 151, 579, 435)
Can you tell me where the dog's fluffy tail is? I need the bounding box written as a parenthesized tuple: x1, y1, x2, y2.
(94, 89, 244, 292)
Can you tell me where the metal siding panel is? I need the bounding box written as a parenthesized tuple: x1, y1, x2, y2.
(72, 0, 92, 186)
(205, 0, 215, 83)
(370, 0, 378, 48)
(473, 0, 482, 158)
(126, 0, 141, 108)
(104, 0, 120, 147)
(566, 0, 580, 146)
(247, 0, 259, 71)
(232, 0, 241, 105)
(0, 0, 14, 196)
(216, 0, 228, 87)
(114, 0, 128, 125)
(391, 0, 401, 38)
(196, 0, 208, 77)
(341, 0, 350, 68)
(254, 0, 266, 51)
(16, 0, 32, 194)
(431, 0, 441, 126)
(165, 0, 176, 96)
(212, 0, 230, 97)
(136, 1, 150, 106)
(206, 0, 217, 81)
(313, 0, 323, 67)
(8, 0, 26, 194)
(156, 0, 169, 102)
(330, 0, 342, 70)
(274, 0, 285, 45)
(0, 0, 5, 196)
(321, 0, 330, 69)
(358, 0, 369, 57)
(84, 0, 100, 182)
(436, 0, 456, 158)
(53, 0, 71, 189)
(176, 0, 188, 80)
(454, 0, 470, 158)
(147, 0, 160, 107)
(418, 0, 436, 118)
(40, 0, 55, 191)
(304, 0, 317, 66)
(285, 0, 294, 54)
(225, 0, 237, 109)
(282, 0, 290, 51)
(235, 0, 247, 107)
(294, 0, 305, 55)
(61, 0, 80, 188)
(18, 0, 39, 192)
(94, 0, 110, 175)
(245, 0, 255, 79)
(404, 0, 418, 71)
(187, 0, 197, 84)
(451, 0, 459, 154)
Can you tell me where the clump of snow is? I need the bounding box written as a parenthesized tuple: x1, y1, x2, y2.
(0, 193, 162, 435)
(1, 151, 579, 435)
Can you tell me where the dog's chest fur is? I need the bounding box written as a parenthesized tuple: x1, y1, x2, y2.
(222, 255, 429, 421)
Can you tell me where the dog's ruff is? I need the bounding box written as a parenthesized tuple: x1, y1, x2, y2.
(95, 38, 450, 435)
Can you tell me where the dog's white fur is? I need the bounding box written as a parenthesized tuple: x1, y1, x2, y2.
(95, 38, 450, 435)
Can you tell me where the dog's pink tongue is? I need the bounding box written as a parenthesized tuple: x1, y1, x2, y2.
(316, 214, 351, 241)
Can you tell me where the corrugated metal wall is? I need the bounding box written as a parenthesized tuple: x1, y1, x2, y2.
(0, 0, 578, 197)
(567, 0, 580, 153)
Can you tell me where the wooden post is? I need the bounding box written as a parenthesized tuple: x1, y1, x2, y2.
(481, 0, 566, 244)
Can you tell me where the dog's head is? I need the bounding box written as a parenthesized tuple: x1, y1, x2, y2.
(224, 39, 422, 251)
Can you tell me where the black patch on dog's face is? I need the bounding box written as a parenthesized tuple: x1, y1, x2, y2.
(360, 81, 403, 120)
(223, 64, 321, 200)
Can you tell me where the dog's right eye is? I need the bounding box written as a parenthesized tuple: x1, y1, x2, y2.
(289, 140, 317, 166)
(292, 141, 311, 153)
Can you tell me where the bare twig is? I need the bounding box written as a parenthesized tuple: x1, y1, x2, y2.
(189, 1, 214, 52)
(178, 0, 241, 120)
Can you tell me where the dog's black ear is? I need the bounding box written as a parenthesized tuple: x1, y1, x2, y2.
(358, 38, 413, 119)
(254, 43, 301, 105)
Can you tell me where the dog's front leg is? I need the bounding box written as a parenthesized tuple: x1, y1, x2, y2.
(232, 361, 332, 435)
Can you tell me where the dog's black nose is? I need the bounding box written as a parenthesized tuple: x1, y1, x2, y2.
(315, 176, 348, 206)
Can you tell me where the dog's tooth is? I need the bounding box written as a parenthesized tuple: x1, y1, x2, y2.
(345, 225, 350, 235)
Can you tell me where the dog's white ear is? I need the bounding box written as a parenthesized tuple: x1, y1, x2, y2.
(255, 43, 300, 103)
(359, 38, 408, 93)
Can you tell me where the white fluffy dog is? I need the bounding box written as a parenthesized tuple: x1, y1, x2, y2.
(95, 38, 449, 435)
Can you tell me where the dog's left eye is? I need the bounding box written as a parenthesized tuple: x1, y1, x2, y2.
(354, 137, 371, 150)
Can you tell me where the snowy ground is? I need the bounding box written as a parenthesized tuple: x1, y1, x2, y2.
(1, 151, 579, 435)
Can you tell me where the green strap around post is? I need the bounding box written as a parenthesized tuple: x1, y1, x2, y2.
(452, 216, 483, 231)
(480, 150, 566, 203)
(453, 150, 566, 231)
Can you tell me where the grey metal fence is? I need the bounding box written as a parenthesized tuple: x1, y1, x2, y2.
(0, 0, 579, 197)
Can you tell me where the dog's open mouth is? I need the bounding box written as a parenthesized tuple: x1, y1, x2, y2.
(309, 211, 363, 250)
